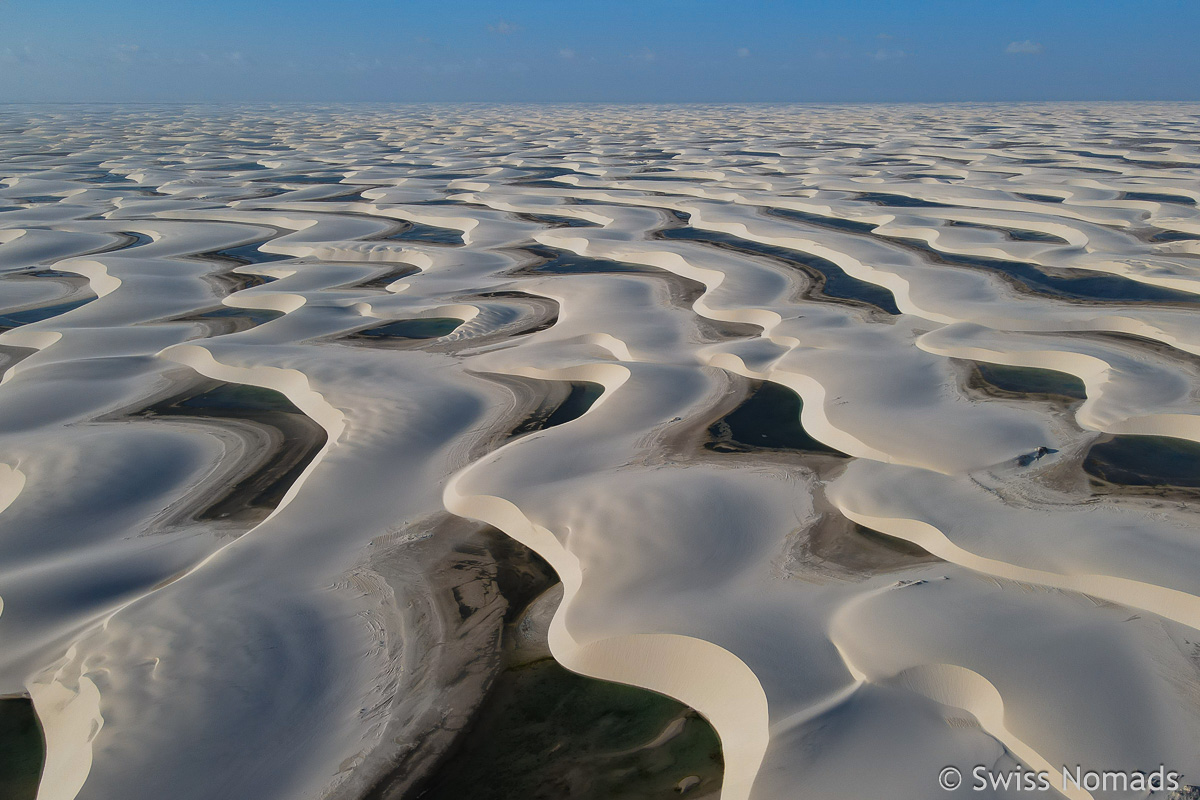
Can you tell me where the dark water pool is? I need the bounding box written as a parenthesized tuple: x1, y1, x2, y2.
(0, 697, 44, 800)
(974, 363, 1087, 400)
(1084, 435, 1200, 488)
(708, 381, 845, 455)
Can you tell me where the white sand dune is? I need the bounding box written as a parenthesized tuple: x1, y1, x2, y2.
(1, 103, 1199, 800)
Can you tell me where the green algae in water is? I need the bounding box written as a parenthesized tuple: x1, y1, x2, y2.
(1084, 435, 1200, 488)
(355, 317, 462, 340)
(975, 363, 1087, 400)
(416, 659, 723, 800)
(708, 381, 844, 455)
(0, 697, 45, 800)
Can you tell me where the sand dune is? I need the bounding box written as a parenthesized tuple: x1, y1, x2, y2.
(1, 103, 1199, 800)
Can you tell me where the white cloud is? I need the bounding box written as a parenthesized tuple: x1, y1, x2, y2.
(559, 48, 575, 60)
(736, 47, 750, 58)
(488, 20, 520, 35)
(1006, 40, 1044, 55)
(871, 48, 906, 61)
(629, 48, 656, 63)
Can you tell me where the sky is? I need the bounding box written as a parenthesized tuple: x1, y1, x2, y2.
(2, 0, 1199, 103)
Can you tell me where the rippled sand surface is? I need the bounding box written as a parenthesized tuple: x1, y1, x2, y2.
(2, 103, 1200, 800)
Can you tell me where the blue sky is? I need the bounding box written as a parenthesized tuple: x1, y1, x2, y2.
(2, 0, 1198, 103)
